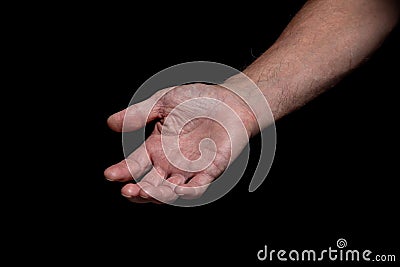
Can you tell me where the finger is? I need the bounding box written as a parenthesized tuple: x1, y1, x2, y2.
(122, 175, 187, 204)
(104, 160, 132, 182)
(163, 175, 187, 191)
(128, 197, 162, 204)
(107, 100, 158, 132)
(137, 169, 165, 199)
(121, 183, 141, 198)
(127, 197, 153, 204)
(174, 174, 215, 200)
(120, 183, 159, 203)
(141, 186, 178, 204)
(122, 184, 165, 204)
(148, 175, 187, 203)
(137, 175, 186, 204)
(121, 185, 152, 203)
(107, 89, 168, 132)
(121, 188, 162, 204)
(104, 143, 151, 182)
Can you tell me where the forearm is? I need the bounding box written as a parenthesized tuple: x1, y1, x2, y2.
(244, 0, 399, 121)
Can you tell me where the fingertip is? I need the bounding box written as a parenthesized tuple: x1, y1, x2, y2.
(175, 183, 210, 200)
(107, 112, 123, 132)
(174, 185, 185, 196)
(121, 184, 141, 197)
(174, 174, 213, 199)
(174, 185, 194, 197)
(104, 163, 132, 182)
(104, 167, 118, 181)
(106, 114, 114, 127)
(139, 187, 151, 199)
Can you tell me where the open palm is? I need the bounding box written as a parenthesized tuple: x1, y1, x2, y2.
(105, 83, 257, 204)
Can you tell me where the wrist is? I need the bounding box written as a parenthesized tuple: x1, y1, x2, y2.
(221, 73, 275, 136)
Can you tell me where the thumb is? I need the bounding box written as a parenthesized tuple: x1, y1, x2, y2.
(107, 89, 167, 132)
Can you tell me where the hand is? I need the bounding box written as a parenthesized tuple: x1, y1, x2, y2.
(105, 83, 258, 204)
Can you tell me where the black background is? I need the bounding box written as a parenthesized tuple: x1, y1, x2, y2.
(27, 1, 399, 265)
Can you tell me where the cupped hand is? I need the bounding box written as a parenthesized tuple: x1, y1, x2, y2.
(105, 83, 258, 204)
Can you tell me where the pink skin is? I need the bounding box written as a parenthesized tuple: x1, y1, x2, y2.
(105, 0, 399, 204)
(104, 83, 258, 204)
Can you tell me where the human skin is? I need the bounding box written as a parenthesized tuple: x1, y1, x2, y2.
(105, 0, 399, 204)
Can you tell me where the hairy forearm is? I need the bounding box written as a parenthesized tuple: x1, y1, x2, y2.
(244, 0, 399, 121)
